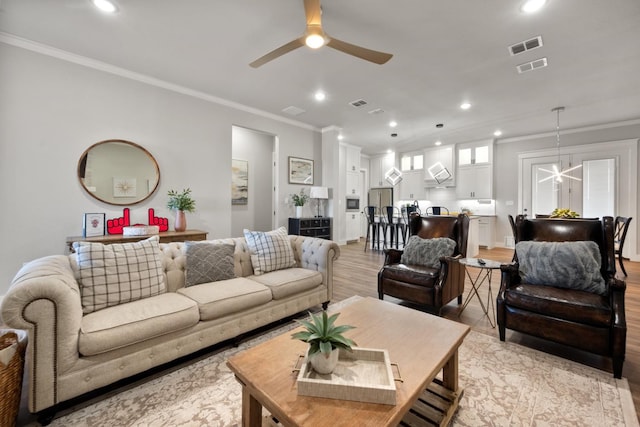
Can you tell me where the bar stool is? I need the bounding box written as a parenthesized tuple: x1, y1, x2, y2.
(363, 206, 380, 252)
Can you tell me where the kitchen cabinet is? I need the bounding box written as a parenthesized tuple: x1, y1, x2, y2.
(478, 216, 496, 249)
(456, 165, 493, 199)
(346, 172, 359, 197)
(345, 212, 361, 241)
(398, 170, 424, 200)
(424, 145, 455, 187)
(345, 145, 361, 173)
(458, 141, 492, 166)
(369, 153, 396, 188)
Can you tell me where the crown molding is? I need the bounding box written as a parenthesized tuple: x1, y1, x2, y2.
(0, 31, 320, 132)
(497, 118, 640, 144)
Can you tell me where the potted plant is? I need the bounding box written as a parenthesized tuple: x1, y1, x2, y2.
(291, 311, 357, 374)
(167, 188, 196, 232)
(290, 188, 309, 218)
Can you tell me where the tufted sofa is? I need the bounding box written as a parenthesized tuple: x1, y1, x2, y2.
(0, 235, 339, 418)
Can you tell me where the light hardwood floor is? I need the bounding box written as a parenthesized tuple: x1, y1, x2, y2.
(333, 240, 640, 418)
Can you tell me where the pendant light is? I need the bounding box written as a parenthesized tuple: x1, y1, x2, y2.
(538, 106, 582, 183)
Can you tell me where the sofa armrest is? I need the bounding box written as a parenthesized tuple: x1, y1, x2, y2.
(289, 236, 340, 301)
(1, 255, 83, 411)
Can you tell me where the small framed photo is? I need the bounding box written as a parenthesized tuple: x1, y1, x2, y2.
(83, 213, 105, 237)
(288, 156, 314, 185)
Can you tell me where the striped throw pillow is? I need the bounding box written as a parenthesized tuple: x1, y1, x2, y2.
(72, 236, 166, 314)
(243, 227, 296, 275)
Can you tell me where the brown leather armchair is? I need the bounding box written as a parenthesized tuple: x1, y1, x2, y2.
(378, 214, 470, 315)
(497, 216, 627, 378)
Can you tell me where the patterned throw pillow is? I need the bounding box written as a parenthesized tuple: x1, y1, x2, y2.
(243, 226, 296, 275)
(400, 236, 456, 268)
(72, 236, 166, 314)
(516, 241, 606, 295)
(185, 242, 236, 287)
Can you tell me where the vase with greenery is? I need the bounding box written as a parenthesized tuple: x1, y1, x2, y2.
(290, 188, 309, 218)
(291, 311, 357, 374)
(550, 208, 579, 218)
(167, 188, 196, 232)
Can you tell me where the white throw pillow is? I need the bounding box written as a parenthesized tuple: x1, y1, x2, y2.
(72, 236, 166, 314)
(243, 226, 296, 275)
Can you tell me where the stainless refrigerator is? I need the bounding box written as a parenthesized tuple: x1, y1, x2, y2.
(368, 187, 393, 211)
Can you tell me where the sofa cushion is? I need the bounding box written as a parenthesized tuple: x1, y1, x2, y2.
(400, 236, 456, 268)
(505, 283, 612, 327)
(243, 226, 296, 275)
(72, 236, 166, 314)
(185, 242, 235, 287)
(516, 241, 606, 295)
(79, 293, 199, 356)
(177, 277, 273, 321)
(250, 268, 323, 299)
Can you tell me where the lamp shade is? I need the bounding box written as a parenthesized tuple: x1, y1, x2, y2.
(309, 186, 329, 199)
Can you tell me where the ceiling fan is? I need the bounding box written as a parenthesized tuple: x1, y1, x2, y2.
(250, 0, 393, 68)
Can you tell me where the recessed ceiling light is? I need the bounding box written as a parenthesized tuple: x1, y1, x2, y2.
(460, 102, 471, 110)
(494, 130, 503, 137)
(521, 0, 547, 14)
(92, 0, 118, 13)
(387, 149, 393, 154)
(435, 140, 442, 146)
(314, 91, 326, 102)
(389, 121, 398, 128)
(337, 134, 344, 140)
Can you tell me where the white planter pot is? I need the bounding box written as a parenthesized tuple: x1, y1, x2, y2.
(295, 206, 303, 218)
(308, 348, 340, 374)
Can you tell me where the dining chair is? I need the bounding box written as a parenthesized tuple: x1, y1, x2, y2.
(614, 216, 632, 276)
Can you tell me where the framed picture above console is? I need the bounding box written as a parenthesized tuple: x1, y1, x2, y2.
(288, 156, 313, 185)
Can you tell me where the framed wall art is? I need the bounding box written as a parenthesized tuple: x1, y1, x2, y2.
(113, 177, 137, 198)
(288, 156, 314, 185)
(231, 159, 249, 205)
(83, 213, 106, 237)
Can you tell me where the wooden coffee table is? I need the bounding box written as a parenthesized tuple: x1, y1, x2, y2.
(227, 297, 470, 426)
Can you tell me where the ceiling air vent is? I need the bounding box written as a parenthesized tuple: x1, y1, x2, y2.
(349, 99, 368, 108)
(368, 108, 385, 115)
(282, 106, 306, 116)
(509, 36, 543, 56)
(517, 57, 548, 74)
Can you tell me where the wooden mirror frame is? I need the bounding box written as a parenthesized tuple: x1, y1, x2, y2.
(77, 139, 160, 206)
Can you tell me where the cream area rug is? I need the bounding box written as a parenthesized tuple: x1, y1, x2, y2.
(32, 297, 638, 427)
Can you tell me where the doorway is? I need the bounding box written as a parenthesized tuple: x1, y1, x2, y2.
(231, 126, 276, 236)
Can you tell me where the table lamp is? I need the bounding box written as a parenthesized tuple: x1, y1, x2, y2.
(309, 186, 329, 218)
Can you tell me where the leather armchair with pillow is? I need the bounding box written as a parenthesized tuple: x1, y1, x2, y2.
(497, 216, 627, 378)
(378, 214, 470, 315)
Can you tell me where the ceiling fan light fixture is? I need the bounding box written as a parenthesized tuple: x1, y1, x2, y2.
(305, 26, 326, 49)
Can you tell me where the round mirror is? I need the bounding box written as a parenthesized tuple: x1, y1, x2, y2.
(78, 139, 160, 205)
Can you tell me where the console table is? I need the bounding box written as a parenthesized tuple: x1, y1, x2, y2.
(288, 217, 331, 240)
(66, 229, 208, 253)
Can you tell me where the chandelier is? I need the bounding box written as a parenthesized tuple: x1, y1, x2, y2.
(538, 106, 582, 183)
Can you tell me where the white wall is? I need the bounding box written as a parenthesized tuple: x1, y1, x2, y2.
(0, 43, 321, 296)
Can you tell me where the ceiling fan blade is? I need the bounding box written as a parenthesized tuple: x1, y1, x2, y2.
(326, 37, 393, 64)
(250, 37, 305, 68)
(304, 0, 322, 26)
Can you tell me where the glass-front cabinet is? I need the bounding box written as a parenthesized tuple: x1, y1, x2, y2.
(456, 141, 493, 199)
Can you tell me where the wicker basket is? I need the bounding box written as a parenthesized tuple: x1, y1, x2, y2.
(0, 330, 27, 427)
